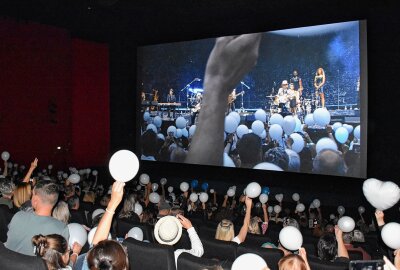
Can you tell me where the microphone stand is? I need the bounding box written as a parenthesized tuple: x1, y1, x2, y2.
(180, 78, 199, 113)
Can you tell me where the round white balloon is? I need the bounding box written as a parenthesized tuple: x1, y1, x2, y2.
(312, 199, 321, 208)
(337, 206, 346, 215)
(139, 173, 150, 185)
(279, 226, 303, 251)
(67, 223, 88, 248)
(232, 253, 267, 270)
(229, 111, 241, 125)
(292, 193, 300, 202)
(146, 124, 157, 133)
(189, 193, 198, 202)
(236, 124, 249, 139)
(153, 116, 162, 128)
(143, 112, 150, 121)
(227, 188, 235, 197)
(245, 182, 262, 198)
(225, 115, 239, 134)
(381, 222, 400, 250)
(269, 124, 283, 141)
(189, 125, 196, 137)
(338, 216, 355, 233)
(127, 227, 144, 241)
(134, 203, 143, 216)
(304, 114, 315, 126)
(175, 117, 187, 129)
(199, 192, 209, 203)
(223, 153, 236, 167)
(296, 203, 305, 212)
(167, 186, 173, 193)
(251, 120, 265, 136)
(254, 109, 267, 123)
(358, 206, 365, 214)
(332, 122, 342, 131)
(149, 192, 160, 204)
(354, 125, 361, 140)
(313, 108, 331, 126)
(269, 113, 284, 126)
(335, 127, 349, 144)
(282, 115, 296, 135)
(274, 205, 282, 213)
(167, 126, 177, 137)
(109, 150, 140, 182)
(290, 133, 304, 153)
(68, 174, 81, 184)
(259, 194, 268, 204)
(180, 182, 189, 192)
(1, 151, 10, 161)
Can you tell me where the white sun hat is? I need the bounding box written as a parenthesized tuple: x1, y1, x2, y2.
(154, 215, 182, 246)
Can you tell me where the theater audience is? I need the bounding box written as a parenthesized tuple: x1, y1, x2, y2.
(6, 180, 70, 255)
(52, 201, 70, 225)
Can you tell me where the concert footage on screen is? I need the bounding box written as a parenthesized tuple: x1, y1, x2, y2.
(138, 20, 367, 178)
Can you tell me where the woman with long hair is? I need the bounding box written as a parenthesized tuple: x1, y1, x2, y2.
(118, 194, 140, 222)
(13, 182, 32, 210)
(32, 234, 82, 270)
(314, 67, 326, 108)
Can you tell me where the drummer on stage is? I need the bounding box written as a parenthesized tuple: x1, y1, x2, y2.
(277, 80, 289, 112)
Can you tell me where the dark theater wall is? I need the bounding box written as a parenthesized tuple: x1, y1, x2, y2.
(0, 18, 110, 169)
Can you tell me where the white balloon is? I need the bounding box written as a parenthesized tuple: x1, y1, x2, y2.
(189, 125, 196, 137)
(343, 124, 354, 134)
(313, 108, 331, 126)
(134, 203, 143, 216)
(362, 178, 400, 211)
(294, 117, 301, 132)
(229, 111, 241, 125)
(260, 130, 267, 139)
(68, 174, 81, 184)
(127, 227, 144, 241)
(139, 174, 150, 186)
(199, 192, 209, 203)
(225, 115, 239, 134)
(143, 112, 150, 121)
(332, 122, 342, 131)
(160, 178, 167, 185)
(251, 120, 265, 136)
(292, 193, 300, 202)
(269, 113, 284, 126)
(232, 253, 267, 270)
(92, 170, 98, 176)
(275, 194, 283, 203)
(236, 124, 249, 139)
(48, 164, 53, 170)
(223, 153, 236, 167)
(63, 173, 68, 179)
(146, 124, 157, 133)
(253, 162, 283, 171)
(181, 128, 189, 138)
(316, 137, 338, 154)
(1, 151, 10, 161)
(296, 203, 305, 212)
(254, 109, 267, 123)
(381, 223, 400, 249)
(269, 124, 283, 141)
(152, 183, 159, 192)
(167, 186, 173, 193)
(153, 116, 162, 128)
(279, 226, 303, 251)
(189, 193, 198, 202)
(167, 126, 177, 137)
(259, 194, 268, 204)
(282, 115, 296, 135)
(136, 185, 141, 191)
(337, 206, 346, 215)
(358, 206, 365, 214)
(338, 216, 355, 232)
(354, 125, 361, 140)
(267, 206, 273, 213)
(274, 205, 282, 214)
(149, 192, 160, 204)
(109, 150, 140, 182)
(157, 133, 165, 141)
(175, 129, 182, 138)
(175, 117, 187, 129)
(290, 133, 304, 153)
(92, 208, 105, 220)
(312, 199, 321, 208)
(304, 114, 315, 126)
(67, 223, 88, 248)
(88, 226, 111, 246)
(227, 188, 235, 197)
(180, 182, 189, 192)
(210, 189, 215, 194)
(245, 182, 261, 198)
(335, 127, 349, 144)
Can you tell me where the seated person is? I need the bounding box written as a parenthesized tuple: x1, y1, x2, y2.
(6, 180, 70, 256)
(68, 195, 88, 226)
(342, 231, 371, 260)
(0, 178, 15, 209)
(215, 197, 252, 244)
(316, 225, 349, 263)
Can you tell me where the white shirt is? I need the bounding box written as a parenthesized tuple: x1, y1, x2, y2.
(174, 227, 204, 266)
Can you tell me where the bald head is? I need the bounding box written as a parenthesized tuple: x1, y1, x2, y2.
(313, 149, 345, 176)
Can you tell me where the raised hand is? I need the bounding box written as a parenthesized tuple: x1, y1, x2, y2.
(177, 214, 193, 230)
(108, 181, 125, 211)
(30, 158, 38, 169)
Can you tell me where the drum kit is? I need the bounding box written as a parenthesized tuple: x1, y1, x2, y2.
(266, 93, 320, 117)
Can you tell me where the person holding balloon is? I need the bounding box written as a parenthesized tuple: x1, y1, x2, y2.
(316, 225, 349, 263)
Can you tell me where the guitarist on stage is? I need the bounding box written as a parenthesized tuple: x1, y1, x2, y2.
(191, 93, 202, 124)
(227, 88, 245, 114)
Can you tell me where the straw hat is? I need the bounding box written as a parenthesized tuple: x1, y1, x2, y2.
(154, 216, 182, 245)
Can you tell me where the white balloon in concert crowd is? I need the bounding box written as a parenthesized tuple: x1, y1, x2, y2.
(134, 203, 143, 216)
(260, 130, 267, 139)
(167, 125, 177, 137)
(180, 128, 189, 138)
(332, 122, 342, 131)
(236, 124, 249, 139)
(358, 206, 365, 214)
(269, 113, 284, 127)
(67, 223, 88, 248)
(259, 193, 268, 204)
(139, 173, 150, 185)
(223, 153, 236, 167)
(245, 182, 262, 198)
(381, 222, 400, 250)
(224, 115, 239, 134)
(253, 162, 283, 171)
(180, 182, 189, 192)
(290, 133, 304, 153)
(335, 127, 349, 144)
(229, 111, 241, 125)
(274, 205, 282, 214)
(151, 183, 159, 192)
(146, 123, 157, 133)
(199, 192, 209, 203)
(175, 116, 186, 129)
(313, 108, 331, 126)
(1, 151, 10, 161)
(251, 120, 264, 136)
(275, 194, 283, 203)
(343, 124, 354, 134)
(269, 124, 283, 141)
(167, 186, 173, 193)
(316, 137, 338, 154)
(189, 193, 198, 202)
(282, 115, 296, 135)
(292, 193, 300, 202)
(337, 205, 346, 215)
(227, 188, 235, 197)
(157, 133, 165, 141)
(231, 253, 267, 270)
(354, 125, 361, 140)
(312, 199, 321, 208)
(296, 203, 305, 212)
(153, 116, 162, 128)
(304, 114, 315, 126)
(338, 216, 355, 233)
(267, 206, 273, 213)
(160, 178, 167, 185)
(68, 174, 81, 184)
(254, 109, 267, 123)
(143, 111, 150, 121)
(175, 128, 182, 138)
(294, 117, 301, 132)
(127, 227, 144, 241)
(279, 226, 303, 251)
(149, 192, 160, 204)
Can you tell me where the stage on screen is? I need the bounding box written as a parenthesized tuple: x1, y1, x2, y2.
(137, 20, 367, 178)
